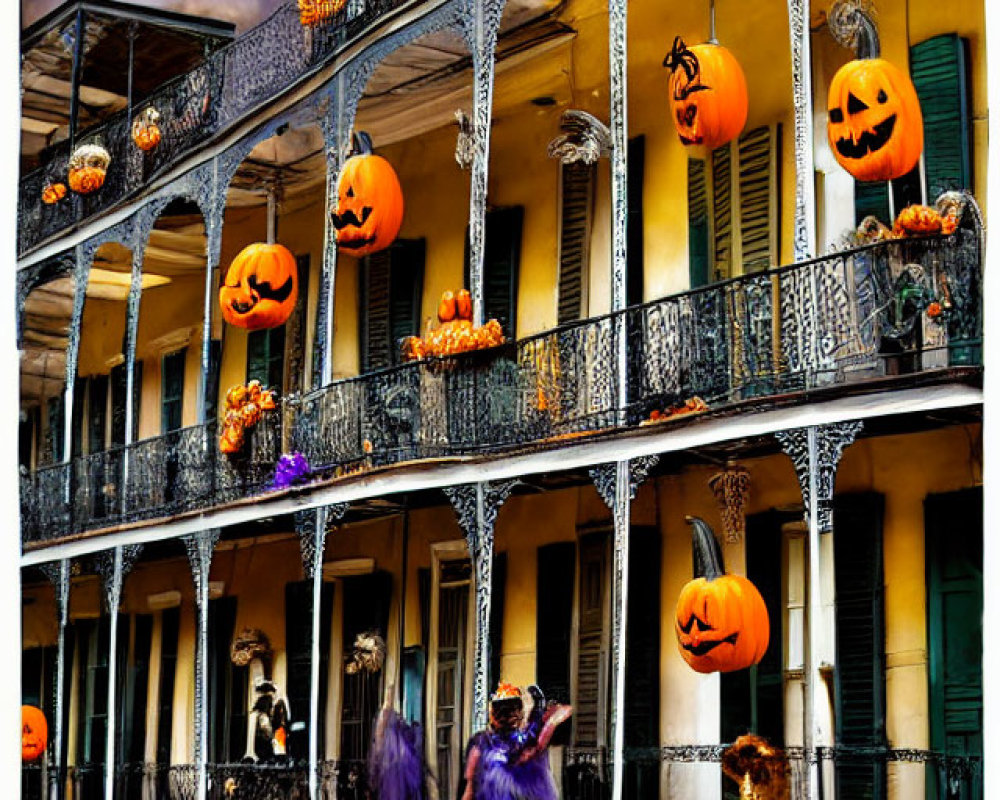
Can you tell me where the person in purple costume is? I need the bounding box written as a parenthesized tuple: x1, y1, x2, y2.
(461, 682, 572, 800)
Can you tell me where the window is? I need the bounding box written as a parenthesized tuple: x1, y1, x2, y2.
(464, 209, 522, 338)
(156, 608, 180, 766)
(627, 136, 645, 306)
(557, 162, 595, 324)
(690, 125, 781, 283)
(361, 240, 425, 372)
(536, 542, 575, 744)
(161, 349, 186, 434)
(110, 361, 141, 446)
(285, 580, 333, 759)
(247, 327, 285, 391)
(208, 596, 243, 763)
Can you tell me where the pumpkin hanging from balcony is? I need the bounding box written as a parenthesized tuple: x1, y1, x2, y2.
(332, 132, 404, 258)
(826, 1, 923, 182)
(132, 107, 163, 152)
(41, 182, 67, 205)
(674, 516, 769, 674)
(68, 144, 110, 195)
(21, 705, 47, 762)
(219, 242, 299, 330)
(663, 36, 747, 150)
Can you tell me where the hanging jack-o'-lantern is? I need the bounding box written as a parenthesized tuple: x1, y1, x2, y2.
(219, 243, 298, 330)
(332, 132, 404, 258)
(674, 516, 769, 674)
(663, 36, 748, 150)
(826, 3, 923, 182)
(68, 144, 110, 194)
(22, 705, 47, 762)
(132, 107, 163, 152)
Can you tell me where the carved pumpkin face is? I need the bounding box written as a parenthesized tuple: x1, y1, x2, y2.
(22, 706, 47, 762)
(219, 243, 298, 330)
(332, 133, 404, 258)
(674, 517, 769, 674)
(827, 57, 923, 182)
(664, 37, 748, 150)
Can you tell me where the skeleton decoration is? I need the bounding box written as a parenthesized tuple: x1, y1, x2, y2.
(721, 734, 790, 800)
(229, 629, 291, 762)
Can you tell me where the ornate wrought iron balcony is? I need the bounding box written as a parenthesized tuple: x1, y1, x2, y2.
(18, 0, 407, 256)
(20, 232, 982, 547)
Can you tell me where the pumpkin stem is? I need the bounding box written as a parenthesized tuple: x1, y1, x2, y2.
(687, 516, 725, 581)
(352, 131, 375, 156)
(828, 0, 880, 59)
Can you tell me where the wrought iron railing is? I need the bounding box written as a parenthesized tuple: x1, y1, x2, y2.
(20, 233, 981, 546)
(19, 0, 411, 254)
(207, 762, 309, 799)
(319, 759, 368, 799)
(113, 763, 199, 800)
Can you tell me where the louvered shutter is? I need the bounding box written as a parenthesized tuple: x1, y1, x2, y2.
(161, 349, 186, 433)
(363, 241, 425, 371)
(156, 607, 180, 765)
(207, 596, 242, 762)
(558, 162, 595, 324)
(574, 532, 608, 747)
(688, 159, 710, 288)
(361, 249, 392, 372)
(246, 327, 285, 391)
(87, 374, 107, 454)
(911, 34, 971, 198)
(537, 542, 575, 746)
(48, 395, 64, 463)
(833, 493, 886, 800)
(71, 378, 85, 458)
(627, 136, 645, 306)
(489, 552, 506, 691)
(122, 615, 153, 769)
(465, 208, 523, 337)
(285, 580, 334, 759)
(854, 180, 891, 227)
(712, 143, 733, 281)
(739, 126, 778, 273)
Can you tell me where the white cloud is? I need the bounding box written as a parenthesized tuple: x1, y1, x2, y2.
(23, 0, 284, 32)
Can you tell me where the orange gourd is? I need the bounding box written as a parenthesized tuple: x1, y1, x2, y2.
(893, 204, 949, 237)
(42, 183, 67, 205)
(22, 706, 47, 762)
(438, 291, 457, 323)
(68, 144, 110, 194)
(219, 243, 298, 330)
(675, 517, 769, 674)
(132, 107, 162, 152)
(332, 132, 404, 258)
(663, 37, 748, 150)
(298, 0, 346, 25)
(456, 289, 473, 321)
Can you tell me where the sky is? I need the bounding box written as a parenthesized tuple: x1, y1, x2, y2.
(22, 0, 285, 32)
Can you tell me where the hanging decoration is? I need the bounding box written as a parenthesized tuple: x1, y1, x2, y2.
(344, 630, 386, 674)
(67, 143, 110, 194)
(892, 204, 957, 237)
(21, 706, 47, 762)
(41, 182, 67, 205)
(644, 396, 710, 424)
(332, 132, 404, 258)
(219, 381, 277, 455)
(271, 452, 312, 490)
(721, 734, 790, 800)
(219, 242, 298, 330)
(131, 107, 163, 152)
(708, 463, 751, 543)
(298, 0, 346, 26)
(826, 0, 923, 182)
(674, 516, 769, 674)
(454, 109, 475, 170)
(663, 36, 748, 150)
(401, 289, 504, 360)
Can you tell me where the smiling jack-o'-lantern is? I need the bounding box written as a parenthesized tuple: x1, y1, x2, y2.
(332, 132, 404, 258)
(663, 36, 748, 150)
(219, 242, 298, 330)
(22, 705, 47, 762)
(674, 516, 769, 674)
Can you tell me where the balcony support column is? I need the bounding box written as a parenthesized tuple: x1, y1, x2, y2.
(444, 480, 517, 731)
(183, 529, 220, 800)
(776, 422, 862, 799)
(460, 0, 504, 326)
(589, 456, 658, 800)
(96, 545, 142, 800)
(786, 0, 817, 261)
(198, 160, 224, 423)
(608, 0, 629, 424)
(39, 559, 70, 800)
(63, 246, 89, 467)
(295, 503, 348, 800)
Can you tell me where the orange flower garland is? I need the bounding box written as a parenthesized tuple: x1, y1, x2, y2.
(219, 380, 277, 454)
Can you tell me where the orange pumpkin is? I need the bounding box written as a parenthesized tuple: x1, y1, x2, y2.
(298, 0, 346, 25)
(68, 144, 110, 195)
(663, 37, 747, 150)
(456, 289, 473, 321)
(892, 204, 945, 237)
(332, 132, 404, 258)
(438, 291, 457, 323)
(132, 107, 162, 152)
(219, 243, 298, 330)
(21, 706, 47, 762)
(675, 517, 769, 674)
(828, 57, 923, 182)
(42, 183, 67, 205)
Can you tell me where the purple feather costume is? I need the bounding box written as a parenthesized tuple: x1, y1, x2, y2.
(468, 729, 559, 800)
(368, 709, 427, 800)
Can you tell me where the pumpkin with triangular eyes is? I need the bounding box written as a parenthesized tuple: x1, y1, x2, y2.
(22, 705, 47, 763)
(827, 57, 923, 182)
(331, 132, 404, 258)
(219, 243, 298, 330)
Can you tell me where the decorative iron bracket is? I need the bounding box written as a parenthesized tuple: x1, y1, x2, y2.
(708, 463, 752, 543)
(547, 110, 612, 165)
(589, 455, 659, 511)
(776, 422, 863, 533)
(295, 503, 349, 579)
(95, 544, 143, 613)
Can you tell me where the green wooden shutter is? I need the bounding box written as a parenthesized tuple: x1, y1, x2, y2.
(489, 552, 506, 692)
(465, 209, 523, 337)
(627, 136, 645, 306)
(156, 607, 180, 765)
(574, 532, 608, 747)
(71, 378, 86, 458)
(208, 596, 241, 763)
(361, 248, 392, 372)
(739, 126, 778, 273)
(246, 327, 285, 391)
(558, 161, 595, 324)
(712, 143, 733, 281)
(833, 493, 886, 800)
(854, 180, 891, 227)
(121, 615, 153, 775)
(363, 241, 425, 371)
(688, 159, 710, 289)
(285, 580, 334, 759)
(911, 34, 971, 198)
(48, 395, 64, 463)
(204, 341, 222, 421)
(161, 349, 186, 433)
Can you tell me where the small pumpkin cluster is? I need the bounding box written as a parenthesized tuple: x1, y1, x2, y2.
(401, 290, 505, 361)
(132, 107, 163, 152)
(892, 204, 958, 237)
(298, 0, 347, 25)
(43, 143, 113, 204)
(644, 396, 709, 425)
(219, 380, 277, 455)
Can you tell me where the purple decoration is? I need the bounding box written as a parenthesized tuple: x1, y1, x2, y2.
(368, 709, 427, 800)
(271, 452, 312, 490)
(467, 730, 559, 800)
